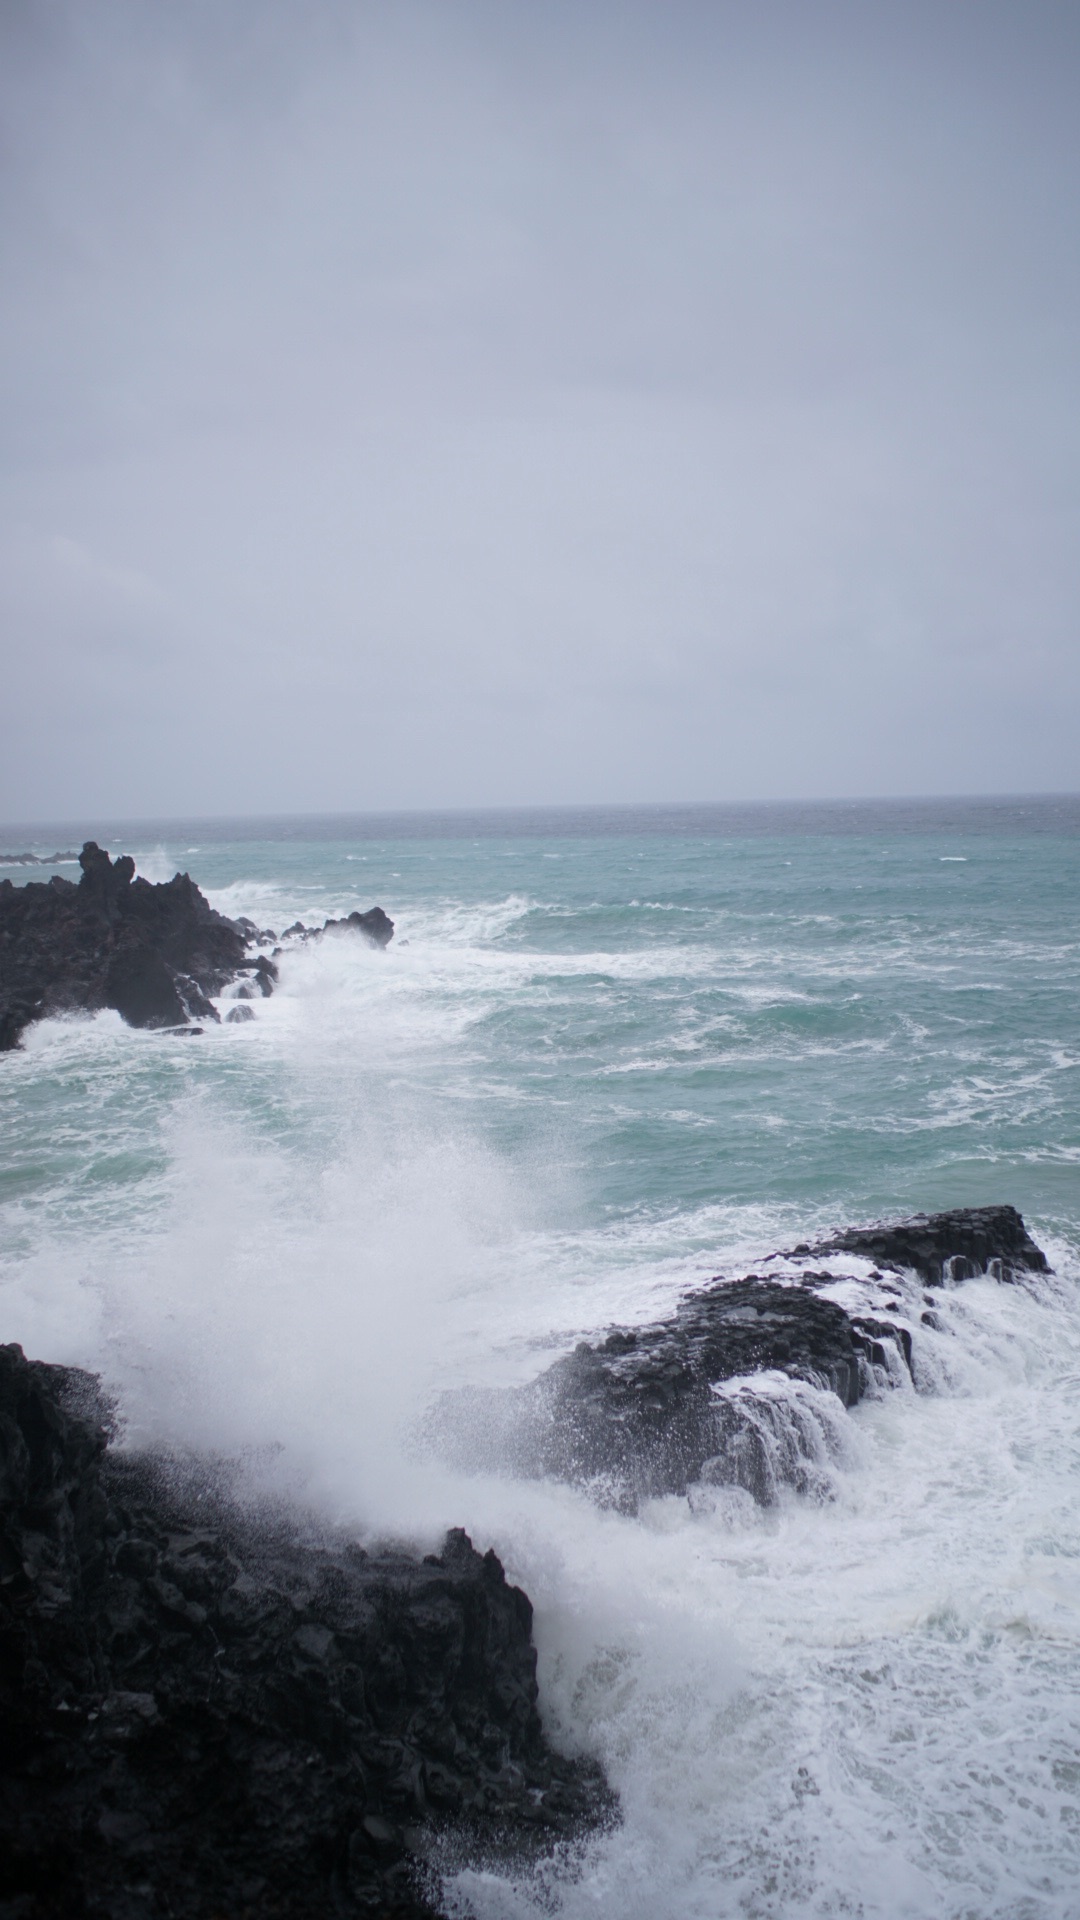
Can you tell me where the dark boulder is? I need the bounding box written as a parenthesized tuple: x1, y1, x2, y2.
(792, 1204, 1049, 1282)
(281, 910, 395, 950)
(426, 1209, 1050, 1512)
(327, 908, 396, 949)
(426, 1279, 893, 1511)
(245, 954, 278, 995)
(0, 1343, 612, 1919)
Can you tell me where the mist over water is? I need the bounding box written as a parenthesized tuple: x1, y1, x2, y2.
(3, 799, 1080, 1916)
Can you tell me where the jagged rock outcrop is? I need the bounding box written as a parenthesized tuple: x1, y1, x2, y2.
(0, 1344, 612, 1919)
(0, 843, 258, 1047)
(280, 908, 395, 950)
(791, 1203, 1049, 1282)
(0, 844, 394, 1049)
(426, 1209, 1050, 1513)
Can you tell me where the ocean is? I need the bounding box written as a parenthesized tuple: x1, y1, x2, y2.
(3, 795, 1080, 1918)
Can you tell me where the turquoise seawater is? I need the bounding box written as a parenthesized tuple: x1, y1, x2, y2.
(3, 798, 1080, 1918)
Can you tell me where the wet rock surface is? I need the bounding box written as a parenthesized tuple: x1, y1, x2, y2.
(0, 843, 252, 1047)
(0, 844, 394, 1048)
(791, 1203, 1050, 1282)
(0, 1344, 610, 1919)
(428, 1280, 892, 1510)
(427, 1209, 1050, 1512)
(279, 907, 395, 949)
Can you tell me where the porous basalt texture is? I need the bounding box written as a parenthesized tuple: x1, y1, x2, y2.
(427, 1210, 1050, 1512)
(792, 1203, 1049, 1282)
(0, 1344, 610, 1919)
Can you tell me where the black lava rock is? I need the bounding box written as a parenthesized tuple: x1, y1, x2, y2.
(0, 844, 252, 1046)
(280, 909, 395, 950)
(0, 845, 391, 1049)
(427, 1279, 884, 1510)
(102, 945, 188, 1031)
(0, 1344, 611, 1919)
(324, 908, 396, 949)
(426, 1209, 1050, 1512)
(792, 1204, 1049, 1282)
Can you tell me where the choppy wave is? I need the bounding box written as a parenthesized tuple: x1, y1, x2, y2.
(3, 812, 1080, 1914)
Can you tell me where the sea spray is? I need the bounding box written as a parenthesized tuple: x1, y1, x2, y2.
(3, 801, 1080, 1915)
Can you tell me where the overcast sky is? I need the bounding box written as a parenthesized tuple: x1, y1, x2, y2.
(2, 0, 1078, 821)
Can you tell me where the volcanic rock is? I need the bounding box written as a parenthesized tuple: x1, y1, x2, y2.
(791, 1203, 1049, 1282)
(102, 944, 189, 1031)
(280, 909, 395, 950)
(0, 846, 395, 1047)
(325, 908, 395, 948)
(427, 1279, 891, 1510)
(0, 843, 250, 1047)
(0, 1343, 612, 1919)
(427, 1209, 1050, 1512)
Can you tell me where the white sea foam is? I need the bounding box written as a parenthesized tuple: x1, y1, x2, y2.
(5, 1052, 1078, 1917)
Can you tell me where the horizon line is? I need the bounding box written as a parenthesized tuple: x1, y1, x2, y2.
(3, 789, 1080, 841)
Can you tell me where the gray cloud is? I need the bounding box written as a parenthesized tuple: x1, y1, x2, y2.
(2, 0, 1078, 819)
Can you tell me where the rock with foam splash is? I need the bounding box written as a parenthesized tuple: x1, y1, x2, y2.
(280, 907, 395, 949)
(0, 1342, 612, 1918)
(426, 1208, 1050, 1512)
(790, 1203, 1049, 1282)
(0, 842, 271, 1047)
(427, 1277, 886, 1510)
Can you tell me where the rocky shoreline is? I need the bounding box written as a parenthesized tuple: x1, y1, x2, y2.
(0, 1344, 612, 1920)
(1, 852, 1062, 1912)
(0, 852, 80, 870)
(0, 843, 394, 1050)
(0, 1206, 1056, 1915)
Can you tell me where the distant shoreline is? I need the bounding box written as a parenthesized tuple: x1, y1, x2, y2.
(0, 849, 79, 867)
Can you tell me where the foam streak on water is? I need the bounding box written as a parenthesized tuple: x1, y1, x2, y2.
(2, 799, 1080, 1917)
